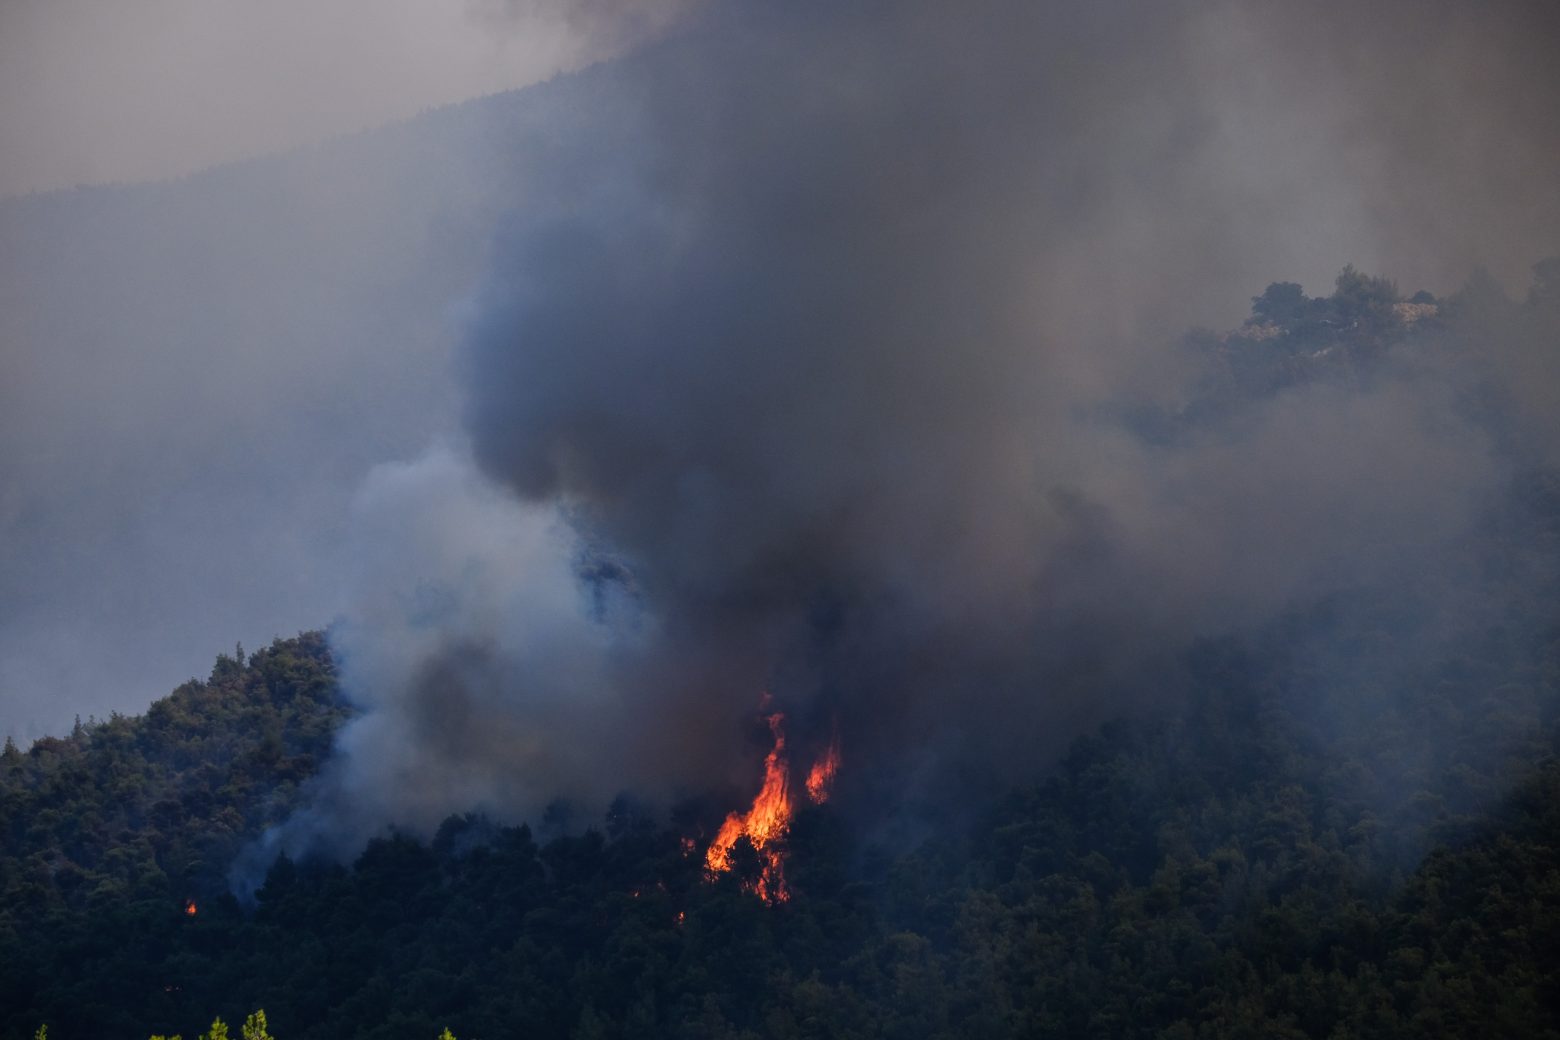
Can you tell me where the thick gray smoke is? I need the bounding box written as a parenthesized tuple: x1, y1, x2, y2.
(260, 0, 1560, 860)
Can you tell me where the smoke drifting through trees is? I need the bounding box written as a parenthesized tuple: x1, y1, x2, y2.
(252, 0, 1560, 865)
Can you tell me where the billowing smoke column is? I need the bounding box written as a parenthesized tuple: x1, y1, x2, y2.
(248, 0, 1560, 867)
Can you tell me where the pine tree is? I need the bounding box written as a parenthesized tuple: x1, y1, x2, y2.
(241, 1011, 273, 1040)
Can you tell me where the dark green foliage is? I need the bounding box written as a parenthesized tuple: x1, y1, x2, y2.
(1170, 261, 1560, 443)
(1330, 264, 1400, 331)
(0, 634, 347, 1037)
(1250, 282, 1308, 326)
(5, 554, 1560, 1039)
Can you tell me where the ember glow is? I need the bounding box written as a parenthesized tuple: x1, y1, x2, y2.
(183, 899, 197, 917)
(704, 708, 843, 903)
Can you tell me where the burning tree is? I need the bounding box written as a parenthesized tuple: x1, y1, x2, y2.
(702, 709, 841, 903)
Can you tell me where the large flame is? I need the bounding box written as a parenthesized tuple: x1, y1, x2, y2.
(704, 708, 843, 903)
(705, 712, 793, 902)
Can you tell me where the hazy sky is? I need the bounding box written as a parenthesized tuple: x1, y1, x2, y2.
(0, 0, 705, 743)
(0, 0, 604, 197)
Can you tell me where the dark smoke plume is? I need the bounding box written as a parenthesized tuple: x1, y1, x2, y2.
(250, 0, 1560, 865)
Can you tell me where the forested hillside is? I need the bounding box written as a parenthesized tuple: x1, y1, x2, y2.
(0, 634, 348, 1033)
(6, 268, 1560, 1039)
(5, 620, 1560, 1039)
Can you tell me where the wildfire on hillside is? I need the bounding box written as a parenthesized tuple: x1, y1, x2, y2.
(183, 898, 197, 917)
(703, 706, 840, 903)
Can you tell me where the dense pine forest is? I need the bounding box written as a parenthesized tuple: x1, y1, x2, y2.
(6, 266, 1560, 1039)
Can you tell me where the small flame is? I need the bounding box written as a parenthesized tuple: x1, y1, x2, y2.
(183, 899, 197, 917)
(806, 731, 841, 804)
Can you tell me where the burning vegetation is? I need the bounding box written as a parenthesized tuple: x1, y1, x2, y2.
(702, 707, 840, 903)
(805, 731, 841, 805)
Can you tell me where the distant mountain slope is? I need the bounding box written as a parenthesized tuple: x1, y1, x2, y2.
(0, 61, 631, 738)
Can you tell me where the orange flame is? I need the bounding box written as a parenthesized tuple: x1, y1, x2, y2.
(183, 899, 197, 917)
(705, 712, 794, 902)
(806, 731, 841, 804)
(704, 708, 845, 903)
